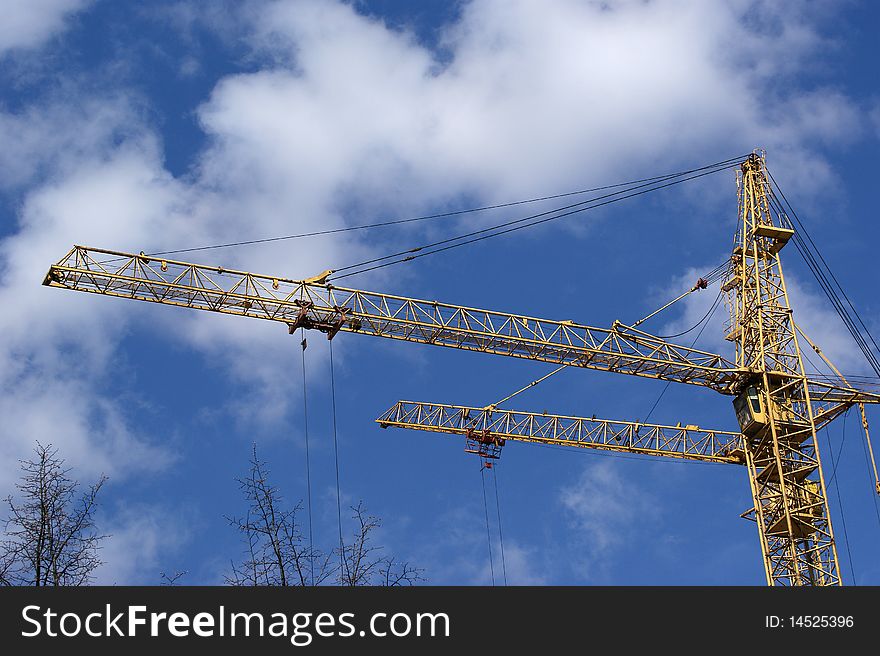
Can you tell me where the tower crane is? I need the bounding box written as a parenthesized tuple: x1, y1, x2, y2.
(42, 152, 880, 586)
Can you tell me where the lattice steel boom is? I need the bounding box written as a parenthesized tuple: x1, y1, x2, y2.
(43, 246, 741, 391)
(41, 246, 880, 414)
(377, 401, 745, 464)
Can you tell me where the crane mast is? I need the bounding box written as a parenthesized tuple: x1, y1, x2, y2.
(722, 152, 839, 586)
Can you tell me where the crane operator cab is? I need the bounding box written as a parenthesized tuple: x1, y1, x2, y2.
(733, 386, 767, 436)
(734, 384, 800, 437)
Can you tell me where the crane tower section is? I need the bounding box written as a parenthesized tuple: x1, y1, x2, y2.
(723, 152, 839, 586)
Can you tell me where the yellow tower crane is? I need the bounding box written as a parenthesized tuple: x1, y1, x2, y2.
(42, 152, 880, 586)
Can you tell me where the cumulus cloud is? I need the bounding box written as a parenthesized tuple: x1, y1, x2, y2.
(403, 503, 548, 585)
(870, 101, 880, 140)
(0, 100, 184, 490)
(651, 258, 732, 357)
(559, 460, 653, 578)
(785, 275, 876, 376)
(0, 94, 146, 192)
(657, 259, 871, 376)
(231, 0, 860, 205)
(96, 503, 194, 585)
(0, 0, 91, 56)
(497, 541, 548, 585)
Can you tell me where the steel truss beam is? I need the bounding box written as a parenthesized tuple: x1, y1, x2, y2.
(44, 246, 740, 391)
(377, 400, 746, 464)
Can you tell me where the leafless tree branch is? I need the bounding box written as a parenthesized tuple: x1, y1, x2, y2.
(1, 443, 108, 586)
(226, 445, 332, 586)
(159, 570, 188, 586)
(337, 501, 424, 587)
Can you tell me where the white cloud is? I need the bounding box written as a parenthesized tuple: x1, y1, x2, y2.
(0, 0, 91, 56)
(229, 0, 858, 204)
(786, 275, 874, 376)
(497, 541, 548, 585)
(96, 503, 194, 585)
(559, 460, 653, 577)
(400, 503, 548, 585)
(871, 101, 880, 140)
(772, 90, 865, 147)
(0, 379, 173, 493)
(0, 102, 185, 491)
(183, 0, 871, 341)
(653, 258, 736, 358)
(0, 94, 144, 192)
(657, 260, 871, 376)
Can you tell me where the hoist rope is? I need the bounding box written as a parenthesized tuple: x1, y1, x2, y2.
(656, 289, 723, 340)
(766, 171, 880, 377)
(799, 345, 835, 390)
(299, 329, 315, 586)
(795, 325, 880, 505)
(633, 288, 701, 329)
(330, 159, 745, 281)
(793, 333, 880, 395)
(528, 440, 728, 466)
(642, 385, 672, 427)
(332, 161, 738, 275)
(480, 466, 495, 586)
(859, 419, 880, 530)
(105, 155, 748, 264)
(493, 467, 508, 586)
(487, 364, 569, 411)
(825, 422, 857, 585)
(484, 262, 728, 411)
(328, 341, 349, 582)
(827, 410, 849, 487)
(642, 289, 721, 424)
(631, 261, 728, 329)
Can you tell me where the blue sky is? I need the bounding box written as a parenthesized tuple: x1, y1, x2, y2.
(1, 0, 879, 585)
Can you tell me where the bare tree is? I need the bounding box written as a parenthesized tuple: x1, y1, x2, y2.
(0, 545, 15, 586)
(1, 443, 107, 586)
(226, 445, 423, 586)
(337, 501, 423, 587)
(159, 570, 187, 586)
(226, 445, 332, 586)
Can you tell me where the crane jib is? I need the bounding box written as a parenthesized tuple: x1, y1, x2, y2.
(44, 245, 745, 393)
